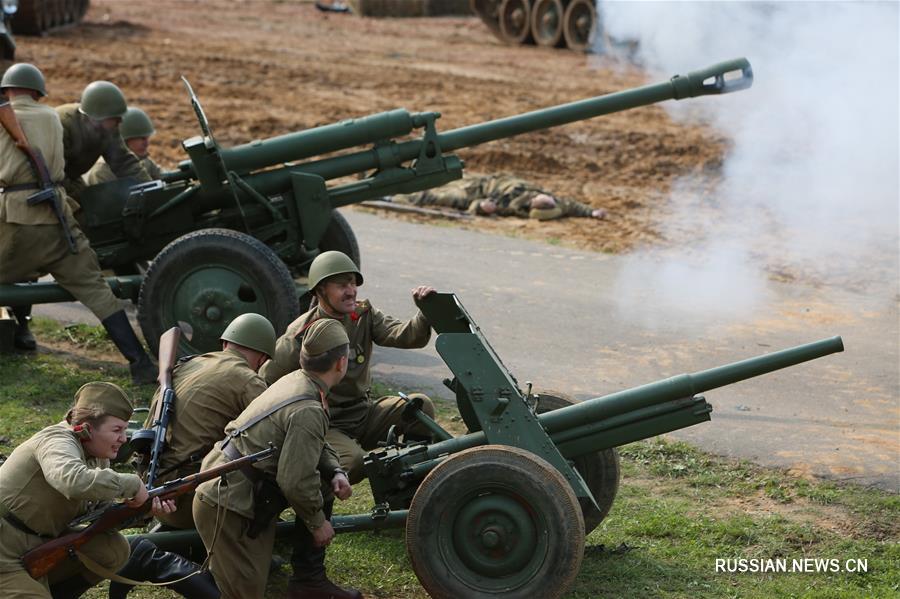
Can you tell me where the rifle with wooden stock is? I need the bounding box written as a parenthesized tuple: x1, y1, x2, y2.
(22, 444, 276, 579)
(129, 326, 181, 487)
(0, 99, 76, 253)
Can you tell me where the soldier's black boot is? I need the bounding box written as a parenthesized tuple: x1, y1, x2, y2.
(286, 501, 362, 599)
(48, 574, 94, 598)
(108, 538, 220, 599)
(12, 305, 36, 350)
(100, 310, 157, 385)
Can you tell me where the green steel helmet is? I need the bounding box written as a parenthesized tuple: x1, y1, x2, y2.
(307, 251, 363, 290)
(79, 80, 128, 120)
(119, 107, 155, 139)
(1, 63, 47, 97)
(220, 313, 276, 357)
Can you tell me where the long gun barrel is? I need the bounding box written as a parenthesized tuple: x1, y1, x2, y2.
(419, 336, 844, 464)
(228, 58, 753, 203)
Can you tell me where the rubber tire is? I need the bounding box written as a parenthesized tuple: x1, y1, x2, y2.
(406, 445, 584, 599)
(319, 210, 361, 270)
(535, 389, 621, 534)
(138, 228, 299, 356)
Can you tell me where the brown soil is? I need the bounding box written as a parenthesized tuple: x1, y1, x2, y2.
(7, 0, 729, 255)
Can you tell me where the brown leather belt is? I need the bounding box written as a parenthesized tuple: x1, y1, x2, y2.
(0, 508, 53, 539)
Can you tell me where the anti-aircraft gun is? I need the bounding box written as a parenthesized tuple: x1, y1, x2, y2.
(0, 58, 753, 355)
(123, 292, 844, 598)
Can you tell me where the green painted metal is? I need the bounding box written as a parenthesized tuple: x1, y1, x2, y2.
(0, 275, 143, 305)
(3, 58, 752, 355)
(119, 291, 842, 579)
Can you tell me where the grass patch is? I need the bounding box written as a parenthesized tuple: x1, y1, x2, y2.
(0, 345, 896, 598)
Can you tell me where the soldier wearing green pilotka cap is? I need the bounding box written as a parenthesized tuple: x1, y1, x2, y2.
(261, 250, 437, 484)
(84, 107, 163, 185)
(194, 318, 360, 599)
(0, 382, 176, 598)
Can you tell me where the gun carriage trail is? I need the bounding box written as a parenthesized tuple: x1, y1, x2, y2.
(8, 0, 898, 493)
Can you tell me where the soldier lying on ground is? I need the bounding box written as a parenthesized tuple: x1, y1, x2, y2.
(390, 173, 607, 220)
(84, 107, 164, 185)
(260, 250, 437, 484)
(194, 319, 360, 599)
(0, 383, 176, 598)
(0, 63, 157, 384)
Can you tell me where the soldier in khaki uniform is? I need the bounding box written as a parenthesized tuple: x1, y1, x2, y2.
(0, 382, 175, 598)
(139, 312, 275, 530)
(193, 319, 359, 599)
(260, 250, 436, 483)
(0, 64, 157, 384)
(392, 173, 606, 220)
(84, 107, 163, 185)
(56, 80, 151, 203)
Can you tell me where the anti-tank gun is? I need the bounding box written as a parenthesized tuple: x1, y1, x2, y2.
(0, 59, 753, 355)
(125, 292, 844, 599)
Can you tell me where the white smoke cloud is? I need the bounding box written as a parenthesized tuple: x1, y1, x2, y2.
(596, 0, 899, 322)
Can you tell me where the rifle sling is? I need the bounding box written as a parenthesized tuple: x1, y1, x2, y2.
(76, 548, 202, 588)
(221, 394, 316, 450)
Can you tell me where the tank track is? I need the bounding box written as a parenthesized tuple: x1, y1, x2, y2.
(11, 0, 90, 36)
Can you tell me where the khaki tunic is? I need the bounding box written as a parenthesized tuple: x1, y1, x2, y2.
(143, 348, 267, 528)
(0, 423, 141, 595)
(394, 174, 594, 219)
(55, 104, 150, 203)
(193, 371, 340, 599)
(83, 155, 163, 186)
(0, 97, 121, 320)
(260, 301, 431, 435)
(0, 96, 68, 226)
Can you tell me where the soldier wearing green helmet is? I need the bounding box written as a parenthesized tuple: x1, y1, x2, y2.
(84, 106, 163, 186)
(261, 250, 437, 484)
(1, 64, 158, 385)
(195, 318, 360, 599)
(138, 312, 275, 530)
(56, 79, 151, 203)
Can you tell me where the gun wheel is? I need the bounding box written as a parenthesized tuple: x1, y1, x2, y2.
(138, 228, 300, 356)
(535, 389, 621, 533)
(406, 445, 584, 599)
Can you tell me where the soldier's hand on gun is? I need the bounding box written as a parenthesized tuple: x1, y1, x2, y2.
(148, 497, 177, 517)
(125, 481, 151, 508)
(332, 472, 352, 501)
(125, 481, 177, 516)
(411, 286, 436, 301)
(312, 521, 336, 547)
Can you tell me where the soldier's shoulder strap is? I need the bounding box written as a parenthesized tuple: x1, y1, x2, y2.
(223, 393, 318, 447)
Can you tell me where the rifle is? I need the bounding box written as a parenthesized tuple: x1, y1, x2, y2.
(130, 327, 181, 487)
(0, 100, 77, 254)
(22, 444, 276, 579)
